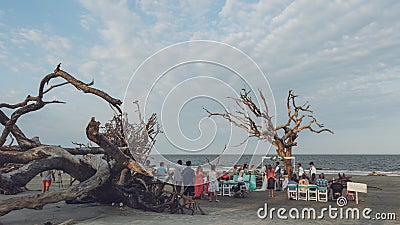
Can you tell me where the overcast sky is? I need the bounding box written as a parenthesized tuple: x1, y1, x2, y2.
(1, 0, 399, 156)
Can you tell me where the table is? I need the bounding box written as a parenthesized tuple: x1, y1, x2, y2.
(220, 181, 238, 196)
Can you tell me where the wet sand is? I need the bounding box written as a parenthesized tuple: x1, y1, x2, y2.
(0, 175, 399, 225)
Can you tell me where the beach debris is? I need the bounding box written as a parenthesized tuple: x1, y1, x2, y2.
(0, 65, 176, 217)
(368, 171, 387, 176)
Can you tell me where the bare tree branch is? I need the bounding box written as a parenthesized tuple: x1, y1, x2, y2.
(124, 101, 161, 164)
(204, 88, 333, 174)
(0, 65, 200, 216)
(0, 64, 123, 148)
(86, 117, 152, 177)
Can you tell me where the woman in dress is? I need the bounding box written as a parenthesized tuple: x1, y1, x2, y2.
(208, 165, 219, 202)
(238, 163, 249, 185)
(230, 165, 239, 181)
(194, 166, 204, 199)
(266, 164, 276, 197)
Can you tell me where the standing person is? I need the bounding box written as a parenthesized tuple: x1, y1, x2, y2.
(144, 160, 151, 169)
(309, 162, 317, 178)
(297, 163, 304, 178)
(230, 165, 239, 181)
(274, 162, 282, 191)
(144, 160, 156, 175)
(155, 162, 168, 181)
(241, 163, 251, 185)
(194, 166, 204, 199)
(182, 161, 195, 205)
(173, 160, 183, 193)
(282, 173, 289, 191)
(238, 163, 248, 181)
(40, 170, 55, 193)
(266, 165, 276, 197)
(208, 165, 219, 202)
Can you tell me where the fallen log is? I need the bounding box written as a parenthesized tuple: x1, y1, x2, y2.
(0, 155, 109, 216)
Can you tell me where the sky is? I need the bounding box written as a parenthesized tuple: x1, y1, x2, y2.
(0, 0, 399, 157)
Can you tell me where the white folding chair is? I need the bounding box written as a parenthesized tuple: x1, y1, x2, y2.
(317, 186, 328, 202)
(222, 183, 231, 196)
(287, 184, 298, 200)
(297, 185, 308, 201)
(308, 185, 318, 201)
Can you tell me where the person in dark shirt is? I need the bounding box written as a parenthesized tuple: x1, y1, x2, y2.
(182, 161, 195, 204)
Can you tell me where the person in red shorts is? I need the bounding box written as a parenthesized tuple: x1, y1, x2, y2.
(40, 170, 55, 193)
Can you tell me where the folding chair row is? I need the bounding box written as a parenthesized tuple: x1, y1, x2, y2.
(287, 184, 327, 202)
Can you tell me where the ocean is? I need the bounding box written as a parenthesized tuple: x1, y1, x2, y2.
(149, 154, 400, 177)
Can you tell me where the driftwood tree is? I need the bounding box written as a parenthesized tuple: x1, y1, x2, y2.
(123, 101, 161, 165)
(0, 64, 202, 218)
(205, 88, 333, 174)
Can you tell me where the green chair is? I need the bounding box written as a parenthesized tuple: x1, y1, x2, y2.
(317, 186, 328, 202)
(308, 185, 318, 201)
(287, 184, 298, 200)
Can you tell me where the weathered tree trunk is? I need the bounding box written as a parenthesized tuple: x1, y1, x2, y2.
(0, 65, 203, 217)
(0, 118, 190, 216)
(283, 147, 293, 176)
(0, 146, 96, 195)
(0, 154, 109, 216)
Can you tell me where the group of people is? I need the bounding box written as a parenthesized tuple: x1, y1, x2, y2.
(229, 163, 257, 181)
(171, 160, 220, 203)
(152, 159, 332, 202)
(153, 161, 258, 203)
(285, 161, 329, 193)
(292, 162, 327, 186)
(262, 161, 331, 198)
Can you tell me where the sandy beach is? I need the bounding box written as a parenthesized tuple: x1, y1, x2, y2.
(0, 175, 398, 225)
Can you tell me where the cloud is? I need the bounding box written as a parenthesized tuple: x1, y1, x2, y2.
(2, 0, 399, 153)
(80, 14, 95, 30)
(17, 28, 71, 51)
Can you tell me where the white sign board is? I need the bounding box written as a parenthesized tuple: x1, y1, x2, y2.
(347, 182, 367, 193)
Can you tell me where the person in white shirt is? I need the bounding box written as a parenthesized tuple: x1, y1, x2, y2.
(309, 161, 317, 178)
(40, 170, 55, 193)
(173, 160, 183, 193)
(297, 163, 304, 177)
